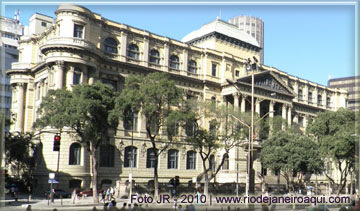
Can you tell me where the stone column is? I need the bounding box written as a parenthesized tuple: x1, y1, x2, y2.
(240, 95, 246, 113)
(269, 100, 275, 133)
(304, 115, 309, 129)
(66, 66, 74, 88)
(293, 114, 298, 124)
(255, 98, 261, 116)
(287, 105, 292, 126)
(233, 93, 239, 111)
(16, 83, 25, 132)
(56, 60, 65, 89)
(269, 100, 275, 118)
(88, 68, 96, 85)
(282, 104, 287, 120)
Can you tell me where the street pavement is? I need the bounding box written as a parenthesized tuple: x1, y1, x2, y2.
(0, 195, 350, 211)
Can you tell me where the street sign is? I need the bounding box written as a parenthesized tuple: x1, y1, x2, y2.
(48, 179, 59, 184)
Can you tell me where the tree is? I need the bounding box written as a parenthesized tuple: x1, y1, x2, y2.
(260, 130, 323, 193)
(116, 72, 183, 199)
(5, 132, 38, 193)
(307, 108, 357, 194)
(182, 100, 246, 197)
(33, 82, 120, 203)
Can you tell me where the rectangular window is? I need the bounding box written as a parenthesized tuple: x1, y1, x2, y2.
(235, 70, 240, 77)
(41, 22, 47, 27)
(73, 71, 81, 85)
(73, 24, 84, 38)
(318, 94, 322, 105)
(211, 63, 217, 77)
(308, 92, 313, 103)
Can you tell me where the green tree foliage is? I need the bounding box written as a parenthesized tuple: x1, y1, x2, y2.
(5, 132, 38, 193)
(260, 131, 323, 192)
(307, 108, 357, 194)
(116, 72, 183, 199)
(182, 100, 247, 197)
(33, 82, 119, 203)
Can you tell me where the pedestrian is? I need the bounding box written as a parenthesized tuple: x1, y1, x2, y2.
(100, 190, 106, 203)
(110, 186, 115, 200)
(106, 188, 111, 201)
(128, 203, 132, 211)
(72, 188, 77, 204)
(50, 189, 55, 203)
(108, 200, 117, 211)
(189, 204, 196, 211)
(178, 204, 183, 211)
(119, 202, 127, 211)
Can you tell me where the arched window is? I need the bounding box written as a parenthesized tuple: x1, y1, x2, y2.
(100, 145, 115, 167)
(168, 149, 178, 169)
(69, 143, 81, 165)
(146, 148, 158, 168)
(186, 150, 196, 170)
(104, 37, 118, 53)
(222, 154, 229, 170)
(169, 55, 179, 69)
(149, 49, 160, 64)
(209, 154, 215, 172)
(127, 44, 139, 59)
(73, 67, 81, 85)
(124, 146, 137, 168)
(188, 60, 197, 74)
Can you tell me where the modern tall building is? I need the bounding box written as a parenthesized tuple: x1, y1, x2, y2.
(0, 16, 24, 123)
(7, 5, 348, 195)
(229, 16, 264, 64)
(328, 76, 360, 111)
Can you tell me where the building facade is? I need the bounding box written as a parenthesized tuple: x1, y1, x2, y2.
(0, 16, 24, 122)
(7, 5, 348, 195)
(328, 76, 359, 111)
(228, 16, 264, 64)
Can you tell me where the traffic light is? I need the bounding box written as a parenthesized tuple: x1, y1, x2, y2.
(53, 135, 61, 151)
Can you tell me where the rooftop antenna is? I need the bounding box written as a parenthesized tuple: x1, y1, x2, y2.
(14, 9, 20, 23)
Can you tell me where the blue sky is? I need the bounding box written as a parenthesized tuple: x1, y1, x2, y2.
(2, 2, 356, 86)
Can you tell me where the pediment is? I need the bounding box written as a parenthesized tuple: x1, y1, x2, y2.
(236, 71, 296, 97)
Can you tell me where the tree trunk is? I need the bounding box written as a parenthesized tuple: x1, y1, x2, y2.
(90, 142, 99, 203)
(153, 156, 159, 200)
(202, 160, 209, 198)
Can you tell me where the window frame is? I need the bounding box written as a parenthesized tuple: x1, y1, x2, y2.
(167, 149, 179, 169)
(169, 55, 180, 69)
(104, 37, 118, 54)
(146, 148, 158, 168)
(149, 49, 160, 64)
(124, 146, 137, 168)
(186, 150, 196, 170)
(69, 143, 81, 165)
(73, 24, 84, 38)
(73, 67, 82, 85)
(211, 63, 217, 77)
(188, 60, 197, 74)
(127, 44, 140, 60)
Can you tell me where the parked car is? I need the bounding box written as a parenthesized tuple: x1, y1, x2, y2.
(79, 188, 103, 197)
(45, 189, 71, 198)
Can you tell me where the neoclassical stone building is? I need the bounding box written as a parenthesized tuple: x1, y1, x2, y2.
(7, 5, 348, 195)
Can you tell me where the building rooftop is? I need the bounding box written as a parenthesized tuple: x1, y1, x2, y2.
(181, 18, 260, 47)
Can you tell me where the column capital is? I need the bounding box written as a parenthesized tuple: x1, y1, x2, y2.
(55, 60, 65, 67)
(270, 100, 276, 105)
(232, 92, 240, 98)
(17, 82, 26, 88)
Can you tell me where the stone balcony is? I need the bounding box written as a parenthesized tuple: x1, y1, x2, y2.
(39, 36, 97, 53)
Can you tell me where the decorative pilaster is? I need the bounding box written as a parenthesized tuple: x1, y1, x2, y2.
(120, 31, 128, 62)
(55, 60, 65, 89)
(255, 98, 261, 116)
(240, 95, 246, 113)
(15, 83, 25, 132)
(287, 105, 292, 126)
(233, 93, 239, 111)
(163, 43, 169, 71)
(143, 37, 149, 67)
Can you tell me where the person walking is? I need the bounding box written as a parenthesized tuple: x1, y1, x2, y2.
(72, 188, 77, 204)
(50, 189, 55, 203)
(106, 188, 111, 201)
